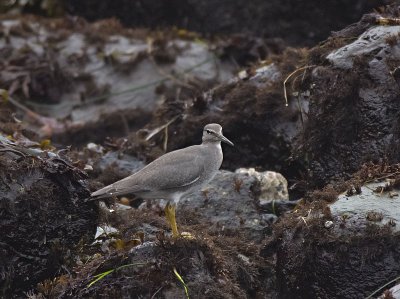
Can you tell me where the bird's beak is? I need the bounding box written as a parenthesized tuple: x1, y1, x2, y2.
(218, 133, 234, 146)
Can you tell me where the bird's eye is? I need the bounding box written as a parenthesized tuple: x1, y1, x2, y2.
(206, 129, 212, 134)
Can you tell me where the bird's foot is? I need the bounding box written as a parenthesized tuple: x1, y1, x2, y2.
(164, 203, 195, 239)
(165, 202, 179, 238)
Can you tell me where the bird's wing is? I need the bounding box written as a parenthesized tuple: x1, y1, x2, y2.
(90, 180, 145, 200)
(90, 146, 204, 199)
(135, 146, 204, 191)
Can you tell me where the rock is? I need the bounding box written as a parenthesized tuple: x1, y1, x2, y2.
(327, 25, 400, 69)
(0, 140, 98, 297)
(16, 18, 233, 120)
(0, 16, 235, 143)
(232, 64, 281, 87)
(379, 283, 400, 299)
(294, 13, 400, 187)
(94, 225, 119, 240)
(136, 169, 267, 241)
(324, 220, 334, 228)
(179, 170, 289, 242)
(51, 237, 270, 298)
(270, 179, 400, 299)
(96, 151, 145, 175)
(87, 142, 105, 154)
(235, 167, 289, 202)
(88, 151, 146, 192)
(235, 168, 295, 216)
(330, 181, 400, 235)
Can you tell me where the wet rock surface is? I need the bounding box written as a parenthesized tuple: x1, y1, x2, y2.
(178, 169, 288, 243)
(294, 13, 400, 187)
(0, 15, 236, 142)
(330, 181, 400, 234)
(0, 138, 98, 297)
(268, 165, 400, 299)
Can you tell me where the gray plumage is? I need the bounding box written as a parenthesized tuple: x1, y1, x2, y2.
(91, 123, 233, 203)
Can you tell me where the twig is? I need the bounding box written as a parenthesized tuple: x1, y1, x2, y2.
(145, 116, 179, 141)
(0, 148, 27, 157)
(0, 241, 37, 260)
(365, 276, 400, 299)
(283, 65, 315, 107)
(291, 72, 307, 132)
(120, 113, 130, 137)
(296, 93, 305, 132)
(151, 285, 164, 299)
(365, 172, 400, 184)
(163, 125, 169, 152)
(376, 17, 400, 26)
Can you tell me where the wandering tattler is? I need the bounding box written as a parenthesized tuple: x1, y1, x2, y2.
(91, 123, 234, 237)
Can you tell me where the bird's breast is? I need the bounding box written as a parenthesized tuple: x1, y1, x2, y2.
(201, 143, 223, 180)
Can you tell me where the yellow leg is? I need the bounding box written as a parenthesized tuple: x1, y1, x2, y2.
(165, 202, 179, 238)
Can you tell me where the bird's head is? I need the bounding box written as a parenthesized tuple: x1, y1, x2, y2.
(202, 123, 234, 146)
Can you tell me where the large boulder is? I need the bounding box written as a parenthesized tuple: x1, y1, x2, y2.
(0, 139, 98, 297)
(178, 169, 289, 243)
(295, 12, 400, 186)
(265, 165, 400, 298)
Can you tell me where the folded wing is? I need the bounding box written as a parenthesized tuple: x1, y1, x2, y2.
(90, 146, 204, 200)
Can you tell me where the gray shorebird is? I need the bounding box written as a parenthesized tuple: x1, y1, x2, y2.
(91, 123, 233, 237)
